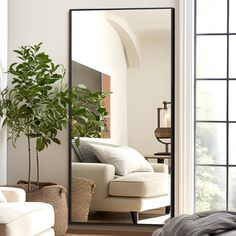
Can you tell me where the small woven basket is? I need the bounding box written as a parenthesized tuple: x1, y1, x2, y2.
(71, 177, 95, 222)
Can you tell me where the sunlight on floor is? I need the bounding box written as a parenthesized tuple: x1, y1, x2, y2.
(139, 214, 170, 224)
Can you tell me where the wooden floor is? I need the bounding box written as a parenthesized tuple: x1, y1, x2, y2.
(67, 225, 158, 236)
(66, 231, 154, 236)
(67, 230, 156, 236)
(66, 235, 110, 236)
(66, 235, 119, 236)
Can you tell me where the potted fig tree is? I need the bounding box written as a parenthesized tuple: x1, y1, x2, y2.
(0, 43, 69, 191)
(0, 43, 108, 235)
(0, 43, 71, 235)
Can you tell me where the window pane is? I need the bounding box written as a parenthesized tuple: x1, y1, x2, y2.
(229, 168, 236, 211)
(229, 36, 236, 78)
(229, 124, 236, 165)
(196, 80, 226, 121)
(229, 0, 236, 33)
(195, 166, 226, 212)
(197, 0, 227, 33)
(196, 123, 226, 165)
(196, 36, 227, 78)
(229, 81, 236, 120)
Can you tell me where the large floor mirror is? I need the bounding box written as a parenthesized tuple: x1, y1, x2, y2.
(69, 8, 175, 225)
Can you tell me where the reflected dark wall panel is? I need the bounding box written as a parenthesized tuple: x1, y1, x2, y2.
(72, 61, 101, 91)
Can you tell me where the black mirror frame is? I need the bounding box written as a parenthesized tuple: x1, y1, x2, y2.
(68, 7, 175, 225)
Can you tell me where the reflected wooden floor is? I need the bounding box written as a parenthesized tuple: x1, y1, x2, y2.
(87, 208, 169, 225)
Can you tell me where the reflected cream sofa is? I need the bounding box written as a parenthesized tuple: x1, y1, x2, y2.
(72, 139, 170, 223)
(0, 187, 55, 236)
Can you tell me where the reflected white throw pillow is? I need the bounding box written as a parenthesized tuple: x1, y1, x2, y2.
(0, 190, 7, 203)
(89, 144, 154, 176)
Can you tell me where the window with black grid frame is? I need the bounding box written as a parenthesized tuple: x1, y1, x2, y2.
(195, 0, 236, 212)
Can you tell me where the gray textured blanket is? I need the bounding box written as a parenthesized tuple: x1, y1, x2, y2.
(152, 211, 236, 236)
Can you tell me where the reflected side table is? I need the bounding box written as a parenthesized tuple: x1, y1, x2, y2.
(144, 153, 171, 172)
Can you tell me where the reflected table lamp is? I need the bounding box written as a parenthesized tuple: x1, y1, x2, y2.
(154, 101, 171, 155)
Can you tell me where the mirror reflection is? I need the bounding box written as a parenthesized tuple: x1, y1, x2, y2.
(70, 8, 173, 225)
(72, 62, 111, 138)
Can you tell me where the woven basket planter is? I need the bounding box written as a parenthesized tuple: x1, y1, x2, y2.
(17, 181, 68, 236)
(71, 177, 95, 222)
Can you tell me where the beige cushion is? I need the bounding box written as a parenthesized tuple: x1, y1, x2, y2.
(0, 187, 25, 202)
(89, 144, 154, 176)
(109, 172, 169, 197)
(0, 191, 7, 203)
(0, 202, 54, 236)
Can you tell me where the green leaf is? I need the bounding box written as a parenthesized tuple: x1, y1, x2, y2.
(51, 73, 61, 79)
(71, 129, 77, 138)
(36, 139, 45, 151)
(2, 117, 7, 127)
(98, 107, 107, 114)
(35, 53, 51, 64)
(74, 138, 80, 147)
(13, 50, 23, 56)
(51, 138, 61, 144)
(35, 42, 43, 52)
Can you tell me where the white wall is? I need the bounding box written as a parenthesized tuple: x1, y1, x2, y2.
(0, 0, 8, 185)
(72, 11, 127, 145)
(8, 0, 176, 187)
(127, 30, 171, 155)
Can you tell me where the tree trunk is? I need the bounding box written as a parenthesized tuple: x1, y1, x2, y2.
(27, 136, 31, 193)
(36, 147, 39, 189)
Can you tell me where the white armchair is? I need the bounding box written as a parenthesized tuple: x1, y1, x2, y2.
(0, 187, 55, 236)
(72, 161, 170, 223)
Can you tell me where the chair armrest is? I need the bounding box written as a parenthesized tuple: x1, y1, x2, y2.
(151, 163, 169, 174)
(0, 187, 26, 202)
(72, 162, 115, 182)
(72, 162, 115, 208)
